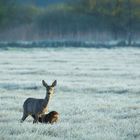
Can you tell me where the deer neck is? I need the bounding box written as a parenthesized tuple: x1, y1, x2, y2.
(43, 93, 50, 107)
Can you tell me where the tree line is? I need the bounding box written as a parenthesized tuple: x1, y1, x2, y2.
(0, 0, 140, 42)
(0, 0, 39, 29)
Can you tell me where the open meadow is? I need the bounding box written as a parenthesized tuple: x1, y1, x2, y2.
(0, 46, 140, 140)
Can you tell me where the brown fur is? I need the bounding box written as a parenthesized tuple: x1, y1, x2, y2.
(32, 111, 59, 124)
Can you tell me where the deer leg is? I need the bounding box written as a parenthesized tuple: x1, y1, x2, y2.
(21, 113, 28, 123)
(31, 114, 35, 120)
(40, 115, 45, 123)
(33, 114, 39, 124)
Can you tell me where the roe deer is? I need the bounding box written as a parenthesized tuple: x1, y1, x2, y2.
(21, 80, 57, 123)
(32, 111, 59, 124)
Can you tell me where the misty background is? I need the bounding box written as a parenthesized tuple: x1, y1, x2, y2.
(0, 0, 140, 44)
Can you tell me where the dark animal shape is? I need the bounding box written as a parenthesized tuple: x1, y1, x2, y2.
(32, 111, 59, 124)
(21, 80, 57, 123)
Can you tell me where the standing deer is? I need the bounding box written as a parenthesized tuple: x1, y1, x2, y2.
(21, 80, 57, 123)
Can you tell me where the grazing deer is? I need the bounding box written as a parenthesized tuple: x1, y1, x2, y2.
(32, 111, 59, 124)
(21, 80, 57, 123)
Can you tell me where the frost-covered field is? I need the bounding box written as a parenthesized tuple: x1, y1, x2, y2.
(0, 47, 140, 140)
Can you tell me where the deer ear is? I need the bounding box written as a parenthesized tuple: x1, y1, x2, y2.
(52, 80, 57, 87)
(42, 80, 48, 87)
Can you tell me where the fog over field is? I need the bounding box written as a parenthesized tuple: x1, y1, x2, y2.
(0, 46, 140, 140)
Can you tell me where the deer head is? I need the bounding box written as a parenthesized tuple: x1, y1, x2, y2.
(42, 80, 57, 98)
